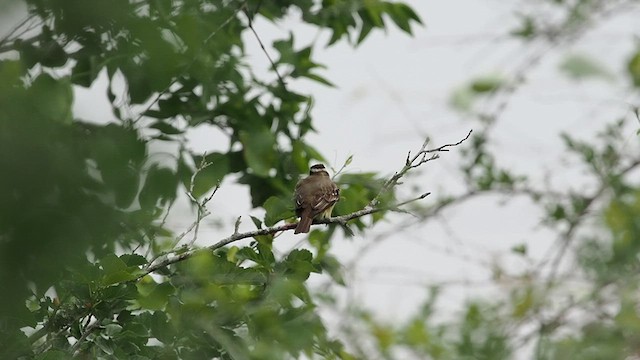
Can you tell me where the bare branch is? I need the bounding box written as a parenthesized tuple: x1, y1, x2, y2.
(0, 14, 41, 53)
(233, 216, 242, 235)
(186, 156, 219, 246)
(142, 192, 432, 277)
(146, 157, 220, 267)
(370, 130, 472, 207)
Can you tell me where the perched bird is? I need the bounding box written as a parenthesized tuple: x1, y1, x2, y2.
(294, 164, 340, 234)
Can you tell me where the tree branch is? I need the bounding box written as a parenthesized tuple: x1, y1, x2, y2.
(243, 7, 287, 89)
(370, 129, 472, 207)
(70, 319, 101, 357)
(141, 131, 472, 278)
(142, 191, 431, 276)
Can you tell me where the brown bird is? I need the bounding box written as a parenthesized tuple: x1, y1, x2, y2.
(294, 164, 340, 234)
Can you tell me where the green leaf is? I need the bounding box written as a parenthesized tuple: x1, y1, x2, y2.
(119, 254, 148, 267)
(273, 34, 296, 65)
(100, 255, 143, 285)
(511, 244, 527, 256)
(449, 76, 504, 112)
(363, 4, 385, 28)
(71, 51, 100, 87)
(139, 166, 178, 210)
(148, 311, 174, 343)
(470, 76, 503, 93)
(550, 204, 566, 220)
(105, 323, 123, 336)
(559, 54, 612, 81)
(16, 40, 40, 68)
(304, 72, 335, 87)
(28, 73, 73, 124)
(263, 196, 294, 226)
(239, 128, 276, 177)
(291, 141, 309, 172)
(0, 60, 25, 90)
(149, 121, 184, 135)
(344, 155, 354, 167)
(510, 15, 536, 39)
(320, 255, 345, 285)
(393, 2, 422, 24)
(357, 18, 374, 44)
(250, 216, 263, 229)
(101, 254, 128, 274)
(511, 287, 535, 319)
(628, 49, 640, 88)
(123, 62, 152, 104)
(236, 247, 261, 265)
(39, 39, 68, 67)
(100, 254, 138, 286)
(102, 283, 137, 301)
(93, 336, 114, 355)
(138, 282, 175, 310)
(257, 242, 276, 266)
(155, 95, 182, 119)
(113, 166, 140, 208)
(308, 229, 332, 258)
(385, 3, 412, 34)
(449, 87, 474, 112)
(226, 246, 240, 262)
(35, 350, 69, 360)
(102, 271, 138, 286)
(283, 249, 317, 281)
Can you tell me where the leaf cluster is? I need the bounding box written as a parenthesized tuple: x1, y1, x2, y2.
(0, 0, 422, 358)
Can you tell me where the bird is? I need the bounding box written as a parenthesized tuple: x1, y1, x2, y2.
(293, 164, 340, 234)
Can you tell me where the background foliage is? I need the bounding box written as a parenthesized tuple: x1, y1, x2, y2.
(2, 0, 640, 359)
(331, 1, 640, 359)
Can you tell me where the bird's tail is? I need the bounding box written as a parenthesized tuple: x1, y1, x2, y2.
(294, 214, 313, 234)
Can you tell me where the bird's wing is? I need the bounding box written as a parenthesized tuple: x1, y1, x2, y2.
(311, 184, 340, 212)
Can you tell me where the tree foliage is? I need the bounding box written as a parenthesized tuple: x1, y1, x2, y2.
(0, 0, 422, 358)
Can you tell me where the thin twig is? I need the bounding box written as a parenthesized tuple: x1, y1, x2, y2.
(331, 155, 353, 180)
(186, 155, 217, 246)
(146, 158, 220, 266)
(144, 199, 176, 258)
(70, 319, 101, 357)
(370, 130, 472, 207)
(0, 13, 39, 51)
(243, 8, 287, 89)
(233, 216, 242, 235)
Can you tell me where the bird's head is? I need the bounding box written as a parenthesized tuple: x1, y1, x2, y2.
(309, 164, 328, 175)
